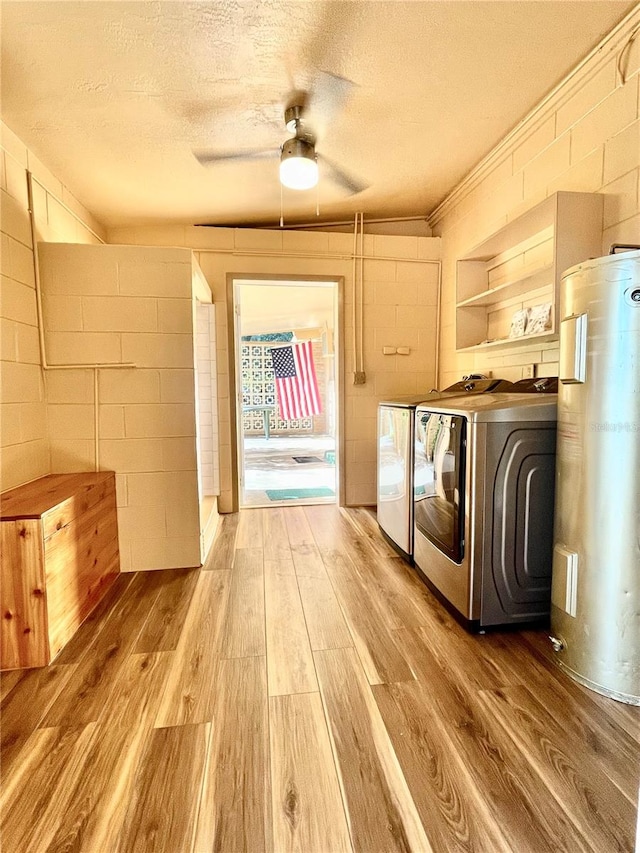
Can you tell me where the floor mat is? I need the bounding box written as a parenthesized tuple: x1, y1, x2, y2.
(292, 455, 323, 464)
(265, 487, 335, 501)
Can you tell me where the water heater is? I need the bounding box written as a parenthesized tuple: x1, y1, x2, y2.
(552, 247, 640, 704)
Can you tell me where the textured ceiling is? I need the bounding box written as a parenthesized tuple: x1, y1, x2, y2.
(1, 1, 635, 228)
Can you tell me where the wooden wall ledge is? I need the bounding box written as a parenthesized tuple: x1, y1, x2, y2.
(1, 472, 115, 521)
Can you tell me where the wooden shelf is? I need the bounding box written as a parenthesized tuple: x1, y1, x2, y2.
(456, 265, 554, 308)
(455, 192, 603, 352)
(457, 330, 558, 353)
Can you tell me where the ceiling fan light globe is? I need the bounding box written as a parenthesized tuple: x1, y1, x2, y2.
(279, 155, 318, 190)
(279, 137, 318, 190)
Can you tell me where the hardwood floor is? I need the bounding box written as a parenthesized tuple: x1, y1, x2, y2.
(1, 505, 638, 852)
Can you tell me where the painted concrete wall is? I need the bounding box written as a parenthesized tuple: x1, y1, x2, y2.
(1, 118, 440, 544)
(37, 242, 208, 571)
(0, 122, 105, 492)
(432, 10, 640, 385)
(107, 224, 442, 509)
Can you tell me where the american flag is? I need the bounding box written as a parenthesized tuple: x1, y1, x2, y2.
(270, 341, 322, 421)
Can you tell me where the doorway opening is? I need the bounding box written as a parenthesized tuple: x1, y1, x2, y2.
(233, 278, 340, 508)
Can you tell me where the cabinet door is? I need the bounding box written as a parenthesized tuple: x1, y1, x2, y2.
(1, 520, 49, 669)
(44, 483, 120, 659)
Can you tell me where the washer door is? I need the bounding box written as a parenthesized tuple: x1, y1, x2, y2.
(414, 412, 466, 563)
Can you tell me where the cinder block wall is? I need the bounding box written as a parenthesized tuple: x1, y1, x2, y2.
(107, 225, 442, 508)
(433, 10, 640, 385)
(0, 122, 106, 491)
(37, 243, 205, 571)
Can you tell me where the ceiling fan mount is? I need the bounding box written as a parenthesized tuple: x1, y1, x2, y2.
(284, 103, 312, 137)
(284, 103, 308, 135)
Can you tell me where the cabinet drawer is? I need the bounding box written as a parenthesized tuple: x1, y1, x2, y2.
(43, 478, 116, 542)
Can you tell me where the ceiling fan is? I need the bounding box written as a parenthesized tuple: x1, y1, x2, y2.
(192, 71, 368, 196)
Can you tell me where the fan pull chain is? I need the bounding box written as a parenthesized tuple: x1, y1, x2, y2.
(316, 177, 320, 217)
(280, 182, 284, 228)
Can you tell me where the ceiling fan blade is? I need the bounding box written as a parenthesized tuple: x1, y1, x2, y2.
(306, 70, 355, 139)
(193, 148, 277, 166)
(175, 98, 283, 133)
(318, 153, 369, 195)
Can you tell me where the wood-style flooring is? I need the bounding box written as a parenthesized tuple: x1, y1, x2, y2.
(2, 505, 639, 852)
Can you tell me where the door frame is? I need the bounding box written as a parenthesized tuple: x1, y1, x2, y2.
(226, 273, 345, 511)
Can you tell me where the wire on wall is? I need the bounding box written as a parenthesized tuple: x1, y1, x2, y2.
(26, 169, 135, 471)
(617, 23, 640, 86)
(352, 213, 358, 376)
(350, 212, 366, 384)
(434, 260, 443, 388)
(359, 212, 365, 379)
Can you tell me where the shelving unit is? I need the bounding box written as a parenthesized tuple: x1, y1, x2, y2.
(455, 192, 603, 352)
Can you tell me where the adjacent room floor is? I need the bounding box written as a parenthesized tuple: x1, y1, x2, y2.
(1, 505, 638, 852)
(242, 434, 336, 506)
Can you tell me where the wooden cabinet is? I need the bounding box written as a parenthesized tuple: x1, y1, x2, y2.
(456, 191, 603, 352)
(1, 472, 120, 670)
